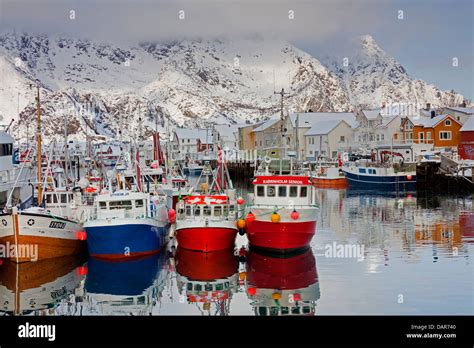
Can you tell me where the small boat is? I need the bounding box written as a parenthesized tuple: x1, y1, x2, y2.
(245, 247, 320, 316)
(342, 160, 416, 191)
(0, 89, 88, 263)
(183, 162, 203, 176)
(245, 170, 318, 252)
(311, 166, 347, 189)
(83, 190, 170, 260)
(175, 160, 239, 252)
(175, 194, 238, 252)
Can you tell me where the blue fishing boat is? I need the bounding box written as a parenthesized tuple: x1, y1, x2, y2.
(342, 161, 416, 191)
(83, 190, 170, 260)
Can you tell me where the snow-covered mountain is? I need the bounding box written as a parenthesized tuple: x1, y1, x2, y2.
(0, 32, 468, 140)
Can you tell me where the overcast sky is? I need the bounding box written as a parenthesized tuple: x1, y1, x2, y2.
(0, 0, 472, 99)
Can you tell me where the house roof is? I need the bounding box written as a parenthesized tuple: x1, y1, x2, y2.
(376, 115, 400, 129)
(444, 106, 474, 115)
(413, 114, 461, 128)
(362, 109, 381, 120)
(175, 128, 214, 143)
(289, 112, 357, 129)
(460, 116, 474, 132)
(252, 117, 280, 132)
(305, 120, 349, 136)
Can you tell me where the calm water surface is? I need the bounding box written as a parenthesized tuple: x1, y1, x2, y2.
(0, 189, 472, 315)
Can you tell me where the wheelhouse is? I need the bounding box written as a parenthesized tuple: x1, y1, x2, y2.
(43, 190, 79, 207)
(178, 195, 237, 220)
(252, 176, 316, 206)
(94, 191, 152, 219)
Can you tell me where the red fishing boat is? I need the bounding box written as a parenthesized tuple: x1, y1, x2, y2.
(175, 156, 240, 252)
(245, 172, 318, 252)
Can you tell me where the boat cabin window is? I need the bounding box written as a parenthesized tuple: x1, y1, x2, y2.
(281, 307, 289, 315)
(267, 186, 276, 197)
(223, 205, 228, 216)
(258, 307, 267, 316)
(99, 201, 107, 209)
(278, 186, 287, 197)
(203, 206, 211, 216)
(194, 206, 201, 216)
(302, 306, 311, 314)
(257, 186, 264, 197)
(291, 307, 300, 314)
(109, 200, 133, 210)
(204, 284, 212, 291)
(300, 187, 307, 197)
(359, 168, 366, 174)
(270, 307, 279, 316)
(0, 143, 13, 156)
(195, 284, 202, 291)
(215, 283, 223, 291)
(214, 206, 222, 216)
(186, 206, 192, 216)
(135, 200, 144, 208)
(61, 194, 68, 204)
(187, 283, 193, 291)
(289, 186, 298, 197)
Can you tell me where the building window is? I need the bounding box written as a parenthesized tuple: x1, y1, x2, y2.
(381, 134, 385, 141)
(439, 131, 451, 140)
(419, 132, 424, 142)
(445, 120, 451, 126)
(340, 136, 345, 142)
(376, 134, 380, 141)
(426, 132, 431, 140)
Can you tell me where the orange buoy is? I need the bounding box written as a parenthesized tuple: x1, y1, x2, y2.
(271, 213, 280, 223)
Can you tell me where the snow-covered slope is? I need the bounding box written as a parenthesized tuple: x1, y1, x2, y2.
(323, 35, 465, 109)
(0, 32, 468, 140)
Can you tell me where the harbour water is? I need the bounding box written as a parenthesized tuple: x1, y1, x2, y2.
(0, 189, 472, 316)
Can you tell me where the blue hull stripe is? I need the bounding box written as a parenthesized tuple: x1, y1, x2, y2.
(85, 223, 169, 256)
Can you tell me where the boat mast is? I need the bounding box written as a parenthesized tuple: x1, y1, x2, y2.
(35, 85, 43, 207)
(274, 88, 289, 174)
(64, 106, 69, 184)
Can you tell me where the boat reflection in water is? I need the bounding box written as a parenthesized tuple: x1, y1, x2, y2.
(174, 247, 239, 315)
(83, 254, 168, 315)
(245, 247, 320, 316)
(0, 255, 86, 315)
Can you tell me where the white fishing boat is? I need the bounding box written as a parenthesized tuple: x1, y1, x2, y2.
(0, 88, 87, 263)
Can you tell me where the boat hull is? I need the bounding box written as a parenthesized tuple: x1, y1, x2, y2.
(84, 220, 169, 260)
(311, 177, 347, 189)
(0, 212, 85, 263)
(246, 220, 316, 252)
(176, 222, 237, 252)
(344, 171, 416, 191)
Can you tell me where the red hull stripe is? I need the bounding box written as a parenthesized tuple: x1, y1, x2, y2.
(177, 227, 237, 252)
(246, 220, 316, 250)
